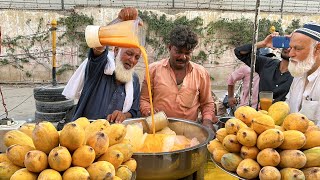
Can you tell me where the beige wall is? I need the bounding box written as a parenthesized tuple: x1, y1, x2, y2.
(1, 8, 320, 87)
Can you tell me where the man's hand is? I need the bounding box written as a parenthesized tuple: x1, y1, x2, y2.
(118, 7, 138, 21)
(228, 96, 237, 108)
(107, 110, 129, 123)
(118, 7, 143, 26)
(212, 116, 218, 124)
(202, 119, 216, 132)
(92, 46, 106, 56)
(259, 32, 279, 49)
(141, 108, 160, 117)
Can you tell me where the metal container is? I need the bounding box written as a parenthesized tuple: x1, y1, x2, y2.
(0, 120, 26, 153)
(210, 153, 247, 180)
(123, 118, 214, 180)
(216, 116, 234, 129)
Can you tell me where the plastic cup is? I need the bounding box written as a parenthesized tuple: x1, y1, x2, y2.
(259, 91, 273, 111)
(145, 111, 169, 133)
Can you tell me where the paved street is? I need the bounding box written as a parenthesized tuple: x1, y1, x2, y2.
(0, 85, 36, 121)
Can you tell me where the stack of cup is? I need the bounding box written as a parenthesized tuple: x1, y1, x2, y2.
(145, 111, 169, 133)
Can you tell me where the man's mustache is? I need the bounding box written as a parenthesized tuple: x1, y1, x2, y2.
(176, 59, 186, 63)
(289, 58, 297, 62)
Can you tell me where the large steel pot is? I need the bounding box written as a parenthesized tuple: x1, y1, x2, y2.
(122, 118, 214, 180)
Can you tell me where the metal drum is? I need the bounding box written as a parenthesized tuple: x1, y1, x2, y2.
(122, 118, 214, 180)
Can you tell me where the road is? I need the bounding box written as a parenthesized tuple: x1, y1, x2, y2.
(0, 85, 36, 121)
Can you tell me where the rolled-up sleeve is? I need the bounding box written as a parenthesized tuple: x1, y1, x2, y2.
(139, 66, 155, 116)
(199, 70, 215, 120)
(234, 44, 253, 67)
(234, 44, 269, 75)
(227, 66, 246, 85)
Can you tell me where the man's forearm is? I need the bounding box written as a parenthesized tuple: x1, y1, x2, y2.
(237, 41, 266, 55)
(228, 85, 235, 98)
(139, 81, 151, 116)
(256, 41, 267, 49)
(140, 100, 151, 116)
(201, 102, 215, 121)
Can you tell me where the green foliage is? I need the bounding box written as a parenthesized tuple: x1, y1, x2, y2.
(25, 71, 32, 77)
(57, 12, 94, 59)
(0, 10, 305, 79)
(0, 59, 9, 65)
(1, 17, 50, 72)
(285, 19, 302, 34)
(206, 17, 253, 47)
(140, 11, 295, 61)
(1, 12, 93, 77)
(205, 17, 284, 57)
(193, 50, 208, 64)
(139, 10, 204, 60)
(258, 18, 283, 36)
(213, 61, 219, 65)
(206, 17, 283, 46)
(56, 64, 74, 75)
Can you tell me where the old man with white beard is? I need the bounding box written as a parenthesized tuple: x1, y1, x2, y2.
(286, 22, 320, 126)
(63, 46, 142, 123)
(61, 7, 142, 123)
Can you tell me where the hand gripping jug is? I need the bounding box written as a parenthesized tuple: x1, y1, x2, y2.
(85, 18, 143, 48)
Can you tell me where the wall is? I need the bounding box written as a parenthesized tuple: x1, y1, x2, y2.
(1, 8, 320, 87)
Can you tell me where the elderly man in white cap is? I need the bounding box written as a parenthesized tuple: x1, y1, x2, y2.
(285, 22, 320, 126)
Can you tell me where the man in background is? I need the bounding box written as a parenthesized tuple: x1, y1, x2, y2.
(234, 33, 293, 103)
(286, 22, 320, 126)
(227, 64, 260, 109)
(140, 25, 216, 129)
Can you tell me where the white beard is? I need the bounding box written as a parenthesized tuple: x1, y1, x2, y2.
(288, 49, 315, 78)
(114, 54, 134, 83)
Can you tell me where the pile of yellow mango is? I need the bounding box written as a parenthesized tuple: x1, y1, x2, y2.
(208, 101, 320, 180)
(1, 118, 136, 180)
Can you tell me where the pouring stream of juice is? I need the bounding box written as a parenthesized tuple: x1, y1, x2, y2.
(86, 20, 156, 134)
(139, 46, 156, 135)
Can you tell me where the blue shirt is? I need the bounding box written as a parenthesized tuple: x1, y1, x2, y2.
(72, 49, 140, 120)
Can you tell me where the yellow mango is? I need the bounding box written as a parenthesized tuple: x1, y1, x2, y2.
(38, 169, 62, 180)
(10, 168, 37, 180)
(234, 106, 257, 126)
(268, 101, 290, 125)
(282, 113, 309, 133)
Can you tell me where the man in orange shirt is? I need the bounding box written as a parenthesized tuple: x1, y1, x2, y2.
(140, 25, 216, 129)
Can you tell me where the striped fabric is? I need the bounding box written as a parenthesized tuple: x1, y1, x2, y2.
(295, 22, 320, 41)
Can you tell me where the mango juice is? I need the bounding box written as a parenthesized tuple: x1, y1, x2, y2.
(99, 20, 140, 48)
(260, 98, 272, 111)
(85, 21, 156, 134)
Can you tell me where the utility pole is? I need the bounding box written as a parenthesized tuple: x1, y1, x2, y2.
(51, 19, 57, 86)
(249, 0, 261, 107)
(280, 0, 285, 19)
(0, 26, 1, 55)
(61, 0, 64, 10)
